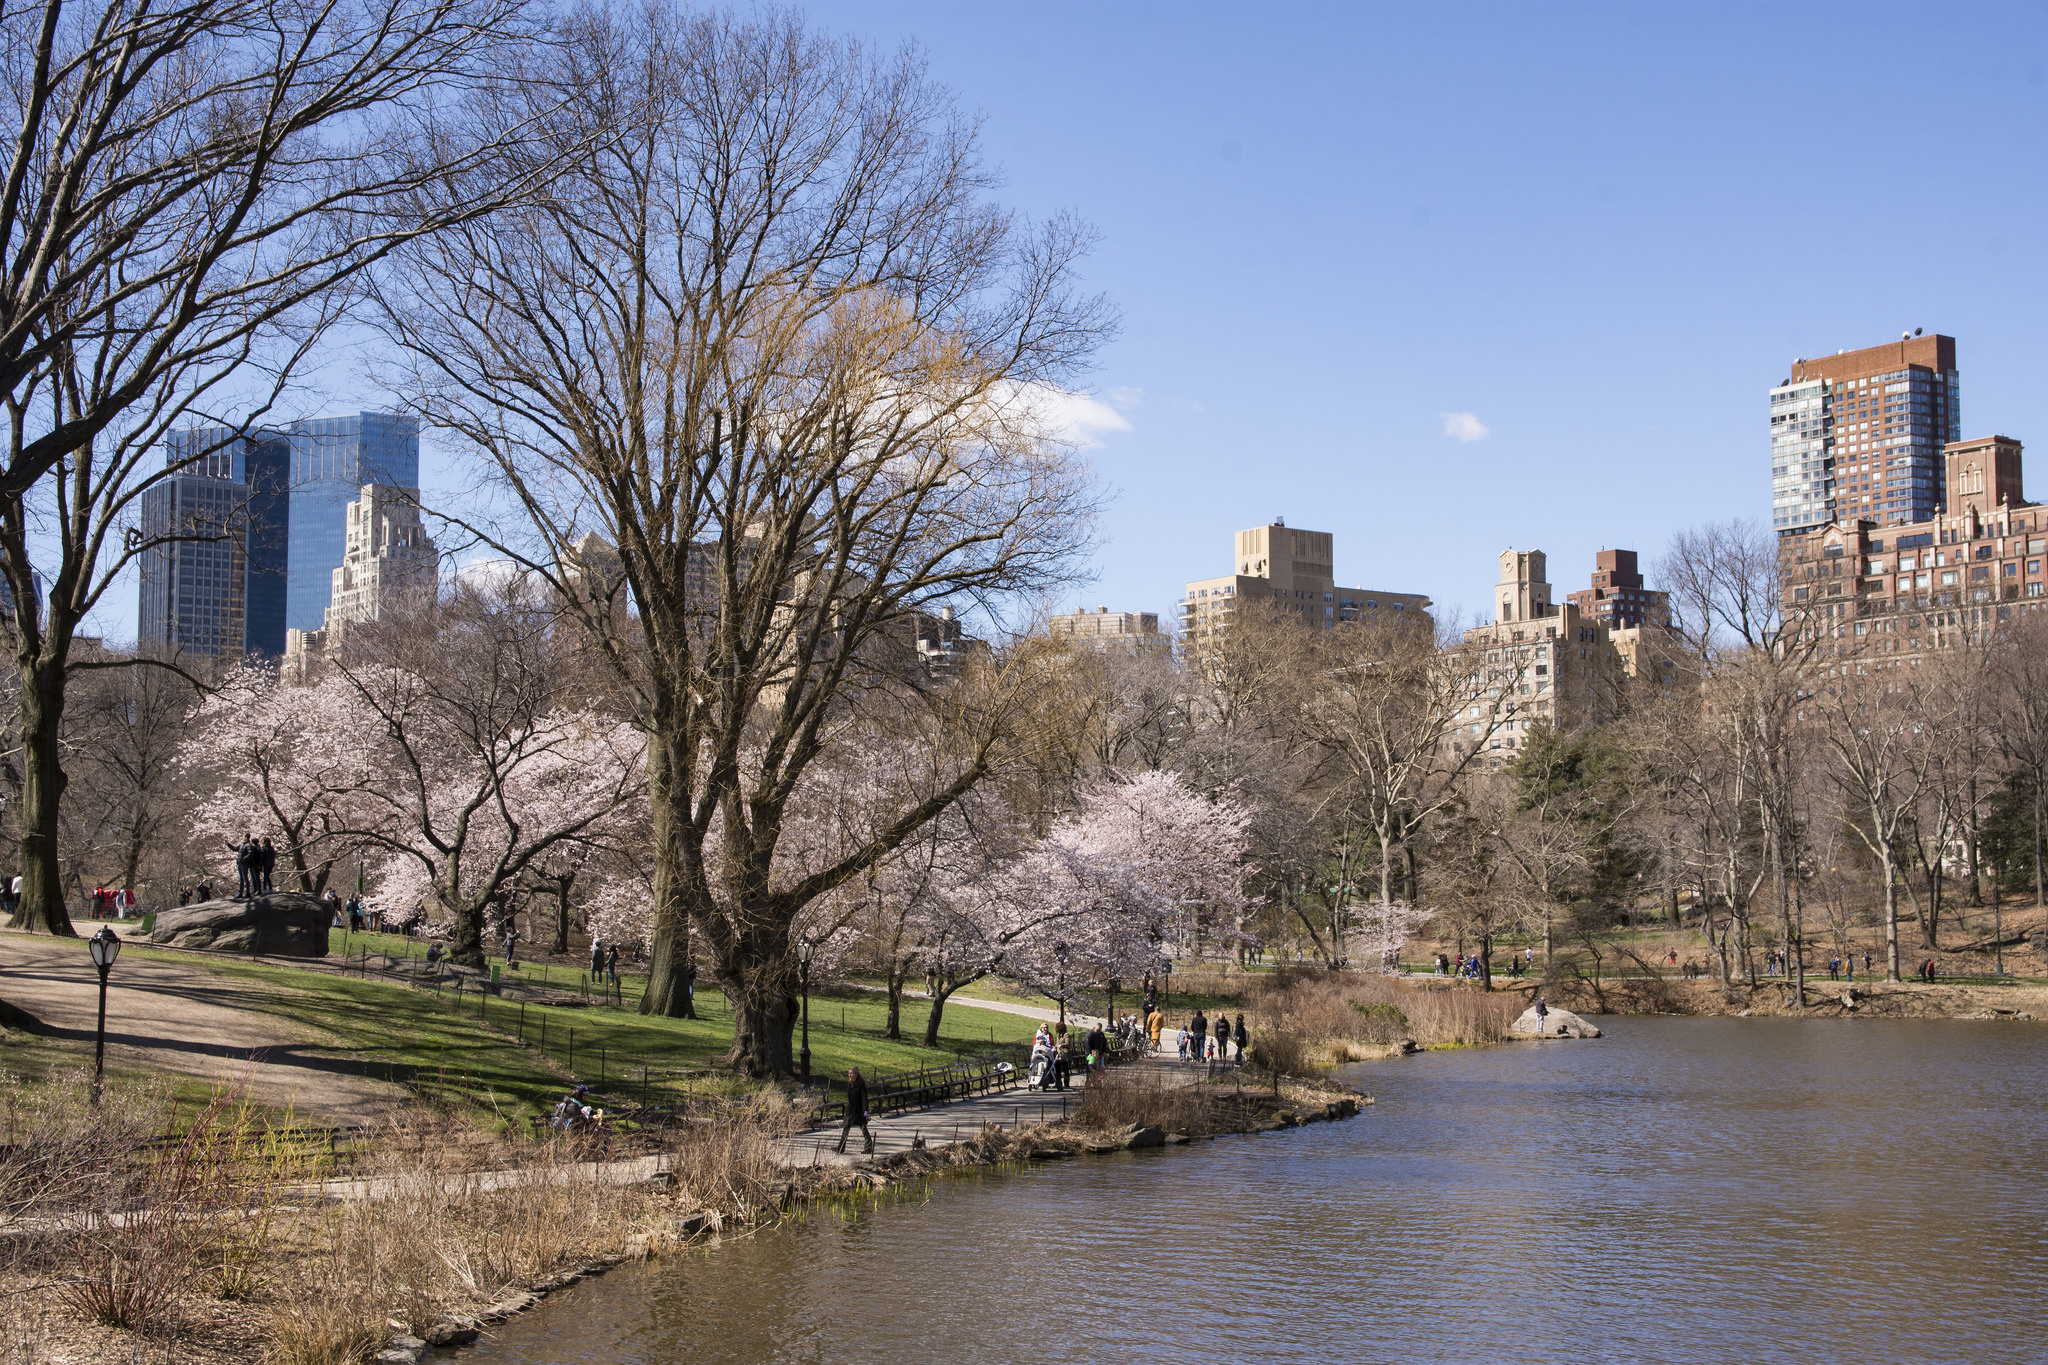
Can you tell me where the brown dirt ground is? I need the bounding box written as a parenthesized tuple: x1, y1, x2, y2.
(0, 929, 405, 1122)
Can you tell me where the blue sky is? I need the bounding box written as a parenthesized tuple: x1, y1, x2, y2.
(816, 1, 2048, 626)
(94, 2, 2048, 640)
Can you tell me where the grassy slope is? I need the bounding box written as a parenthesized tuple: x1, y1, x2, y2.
(68, 931, 1043, 1127)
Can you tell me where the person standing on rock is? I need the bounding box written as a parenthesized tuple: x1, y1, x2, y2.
(228, 834, 256, 898)
(836, 1066, 873, 1155)
(259, 837, 278, 894)
(1534, 995, 1549, 1032)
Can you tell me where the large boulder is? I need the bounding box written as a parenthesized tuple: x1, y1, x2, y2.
(148, 894, 331, 957)
(1511, 1006, 1601, 1039)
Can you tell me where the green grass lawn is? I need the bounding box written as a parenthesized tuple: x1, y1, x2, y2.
(82, 932, 1045, 1128)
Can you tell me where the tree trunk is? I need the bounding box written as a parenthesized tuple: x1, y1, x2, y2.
(884, 962, 905, 1040)
(923, 981, 966, 1048)
(640, 732, 695, 1019)
(1882, 851, 1901, 982)
(448, 886, 486, 967)
(553, 878, 572, 954)
(2033, 778, 2044, 908)
(8, 656, 74, 936)
(729, 987, 796, 1077)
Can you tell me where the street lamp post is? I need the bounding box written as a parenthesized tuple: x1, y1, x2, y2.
(88, 927, 121, 1105)
(1054, 942, 1068, 1029)
(797, 935, 815, 1086)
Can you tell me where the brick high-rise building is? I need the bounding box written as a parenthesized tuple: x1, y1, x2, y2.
(1771, 334, 1960, 535)
(1784, 434, 2046, 650)
(1566, 549, 1670, 631)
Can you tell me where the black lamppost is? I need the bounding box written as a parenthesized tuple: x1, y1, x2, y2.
(88, 926, 121, 1105)
(1054, 942, 1068, 1028)
(797, 934, 815, 1086)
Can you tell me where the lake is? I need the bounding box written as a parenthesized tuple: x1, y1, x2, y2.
(461, 1016, 2048, 1364)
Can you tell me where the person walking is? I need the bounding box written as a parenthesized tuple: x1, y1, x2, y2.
(1146, 1006, 1164, 1054)
(1189, 1008, 1208, 1054)
(1176, 1024, 1190, 1062)
(835, 1066, 873, 1155)
(1233, 1014, 1249, 1064)
(258, 837, 278, 894)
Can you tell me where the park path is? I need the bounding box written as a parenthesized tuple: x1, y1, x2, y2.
(774, 1050, 1210, 1168)
(0, 927, 405, 1122)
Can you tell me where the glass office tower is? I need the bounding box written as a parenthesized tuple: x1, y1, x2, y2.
(137, 427, 290, 657)
(1770, 335, 1961, 535)
(285, 413, 420, 633)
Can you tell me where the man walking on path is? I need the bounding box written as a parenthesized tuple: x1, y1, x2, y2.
(836, 1066, 873, 1155)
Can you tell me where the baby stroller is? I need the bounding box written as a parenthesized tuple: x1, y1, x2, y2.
(1027, 1044, 1058, 1091)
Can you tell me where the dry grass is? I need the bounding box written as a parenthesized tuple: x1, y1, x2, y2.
(0, 1065, 808, 1364)
(1074, 1068, 1231, 1135)
(1242, 969, 1517, 1067)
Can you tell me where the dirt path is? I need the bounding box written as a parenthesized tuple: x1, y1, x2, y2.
(0, 930, 404, 1122)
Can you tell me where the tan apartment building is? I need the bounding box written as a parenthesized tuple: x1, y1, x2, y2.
(1181, 518, 1429, 654)
(1050, 606, 1164, 650)
(1453, 548, 1675, 757)
(1784, 433, 2047, 655)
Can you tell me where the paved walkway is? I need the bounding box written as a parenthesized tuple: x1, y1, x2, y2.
(775, 1052, 1209, 1168)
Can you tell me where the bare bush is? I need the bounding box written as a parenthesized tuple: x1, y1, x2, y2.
(1075, 1069, 1226, 1134)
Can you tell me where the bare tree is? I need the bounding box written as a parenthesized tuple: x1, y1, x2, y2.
(1, 0, 541, 934)
(1990, 610, 2048, 907)
(377, 7, 1108, 1073)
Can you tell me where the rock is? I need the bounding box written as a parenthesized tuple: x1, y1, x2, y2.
(1332, 1098, 1360, 1118)
(387, 1336, 427, 1354)
(1025, 1146, 1072, 1160)
(146, 894, 331, 957)
(423, 1320, 481, 1348)
(1165, 1132, 1192, 1145)
(1396, 1038, 1420, 1055)
(1736, 1009, 1754, 1018)
(672, 1210, 716, 1238)
(374, 1351, 422, 1365)
(1083, 1140, 1120, 1154)
(1120, 1124, 1165, 1150)
(1510, 1006, 1601, 1039)
(480, 1293, 539, 1323)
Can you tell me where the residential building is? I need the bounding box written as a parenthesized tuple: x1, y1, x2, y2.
(1180, 518, 1429, 654)
(285, 413, 420, 633)
(1050, 606, 1164, 649)
(1455, 547, 1675, 757)
(1783, 433, 2047, 653)
(136, 427, 289, 658)
(1771, 333, 1960, 534)
(1565, 549, 1670, 631)
(284, 484, 438, 661)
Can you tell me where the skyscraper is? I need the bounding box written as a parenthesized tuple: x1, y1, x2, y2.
(137, 427, 290, 657)
(1770, 334, 1960, 535)
(285, 413, 419, 632)
(1179, 517, 1429, 656)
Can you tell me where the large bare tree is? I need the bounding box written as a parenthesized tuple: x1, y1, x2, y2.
(1, 0, 539, 934)
(378, 6, 1107, 1072)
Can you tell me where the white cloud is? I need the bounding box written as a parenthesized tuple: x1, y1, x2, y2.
(1441, 411, 1490, 443)
(1025, 386, 1134, 448)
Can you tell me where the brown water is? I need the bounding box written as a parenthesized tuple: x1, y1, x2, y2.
(460, 1017, 2048, 1364)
